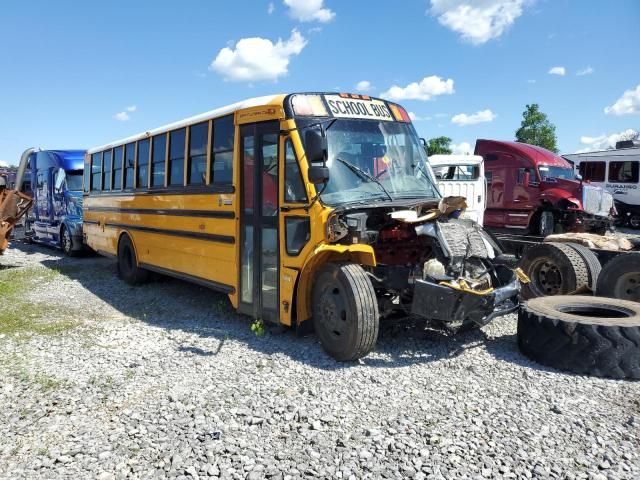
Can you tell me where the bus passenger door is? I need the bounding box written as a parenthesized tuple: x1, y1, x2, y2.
(239, 121, 280, 323)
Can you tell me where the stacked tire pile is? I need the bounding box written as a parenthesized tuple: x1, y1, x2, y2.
(517, 242, 640, 380)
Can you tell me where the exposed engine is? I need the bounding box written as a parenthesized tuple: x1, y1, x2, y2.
(326, 199, 521, 326)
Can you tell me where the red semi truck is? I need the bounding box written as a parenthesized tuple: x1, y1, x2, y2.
(474, 139, 613, 236)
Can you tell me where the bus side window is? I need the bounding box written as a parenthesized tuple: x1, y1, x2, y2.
(169, 128, 186, 186)
(212, 115, 234, 185)
(152, 134, 166, 187)
(124, 143, 135, 189)
(284, 139, 307, 203)
(91, 152, 102, 191)
(113, 146, 124, 190)
(137, 138, 150, 189)
(188, 121, 208, 186)
(103, 149, 113, 191)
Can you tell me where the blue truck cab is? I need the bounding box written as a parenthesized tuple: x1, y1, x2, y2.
(26, 149, 85, 255)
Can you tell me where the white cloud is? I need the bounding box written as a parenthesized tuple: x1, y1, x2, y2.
(113, 105, 137, 121)
(451, 141, 473, 155)
(268, 2, 275, 14)
(0, 160, 8, 167)
(576, 66, 593, 76)
(408, 112, 432, 121)
(451, 109, 496, 126)
(429, 0, 527, 45)
(604, 84, 640, 116)
(355, 80, 371, 92)
(380, 75, 454, 101)
(210, 29, 307, 82)
(577, 128, 639, 152)
(114, 111, 130, 121)
(548, 66, 566, 76)
(283, 0, 335, 23)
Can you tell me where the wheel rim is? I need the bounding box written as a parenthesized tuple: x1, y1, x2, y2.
(613, 273, 640, 301)
(630, 215, 640, 228)
(317, 285, 349, 341)
(540, 212, 553, 236)
(529, 257, 563, 296)
(62, 229, 72, 253)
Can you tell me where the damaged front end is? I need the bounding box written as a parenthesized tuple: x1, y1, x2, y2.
(326, 196, 526, 330)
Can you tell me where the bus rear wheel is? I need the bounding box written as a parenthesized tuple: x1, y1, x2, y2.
(312, 262, 379, 361)
(117, 235, 149, 285)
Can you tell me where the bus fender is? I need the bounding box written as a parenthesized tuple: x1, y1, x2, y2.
(295, 243, 376, 325)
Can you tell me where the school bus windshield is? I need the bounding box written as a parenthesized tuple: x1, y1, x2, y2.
(318, 119, 440, 205)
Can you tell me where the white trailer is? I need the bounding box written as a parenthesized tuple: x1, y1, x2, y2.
(564, 142, 640, 226)
(429, 154, 485, 225)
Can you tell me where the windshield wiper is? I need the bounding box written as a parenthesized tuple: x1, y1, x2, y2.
(335, 157, 393, 202)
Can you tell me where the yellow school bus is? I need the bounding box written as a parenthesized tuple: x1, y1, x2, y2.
(84, 92, 521, 360)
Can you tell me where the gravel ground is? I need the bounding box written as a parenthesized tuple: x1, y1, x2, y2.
(0, 241, 639, 480)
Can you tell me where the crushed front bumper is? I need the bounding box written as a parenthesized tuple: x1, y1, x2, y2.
(410, 267, 521, 327)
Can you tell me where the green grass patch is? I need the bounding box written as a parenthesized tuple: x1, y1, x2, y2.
(0, 267, 78, 337)
(0, 354, 69, 392)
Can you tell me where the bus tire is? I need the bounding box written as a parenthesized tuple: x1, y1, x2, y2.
(117, 234, 149, 285)
(564, 242, 602, 291)
(60, 225, 77, 257)
(518, 242, 589, 299)
(312, 262, 379, 361)
(596, 253, 640, 302)
(518, 295, 640, 380)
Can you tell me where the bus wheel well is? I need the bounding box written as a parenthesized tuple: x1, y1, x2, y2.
(295, 248, 376, 327)
(117, 232, 149, 285)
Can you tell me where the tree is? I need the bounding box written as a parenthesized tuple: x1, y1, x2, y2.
(426, 136, 452, 156)
(515, 104, 558, 153)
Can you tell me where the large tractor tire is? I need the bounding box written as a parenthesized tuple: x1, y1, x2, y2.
(518, 295, 640, 380)
(518, 242, 589, 299)
(564, 242, 602, 291)
(312, 262, 379, 361)
(596, 253, 640, 302)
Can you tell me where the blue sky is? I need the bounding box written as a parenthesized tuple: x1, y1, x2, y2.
(1, 0, 639, 165)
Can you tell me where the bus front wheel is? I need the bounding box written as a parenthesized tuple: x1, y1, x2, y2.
(117, 235, 149, 285)
(312, 262, 379, 361)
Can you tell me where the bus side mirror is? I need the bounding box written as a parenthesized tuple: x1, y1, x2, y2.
(522, 171, 530, 187)
(308, 166, 330, 184)
(305, 129, 327, 164)
(575, 173, 583, 182)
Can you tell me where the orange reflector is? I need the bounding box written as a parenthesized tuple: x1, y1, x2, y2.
(389, 104, 411, 122)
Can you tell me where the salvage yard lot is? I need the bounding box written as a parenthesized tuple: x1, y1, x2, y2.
(0, 243, 639, 480)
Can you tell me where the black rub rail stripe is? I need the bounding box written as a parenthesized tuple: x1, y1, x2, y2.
(85, 206, 235, 219)
(100, 222, 235, 244)
(139, 263, 235, 295)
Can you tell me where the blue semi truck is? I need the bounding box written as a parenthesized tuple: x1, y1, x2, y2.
(24, 149, 85, 255)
